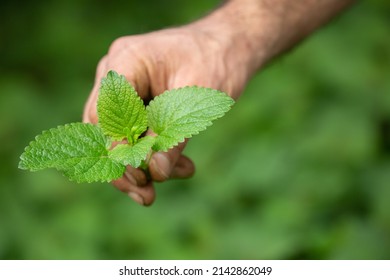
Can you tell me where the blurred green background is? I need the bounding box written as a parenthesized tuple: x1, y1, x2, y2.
(1, 0, 390, 259)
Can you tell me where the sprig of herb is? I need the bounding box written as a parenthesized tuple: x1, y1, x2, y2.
(19, 71, 234, 183)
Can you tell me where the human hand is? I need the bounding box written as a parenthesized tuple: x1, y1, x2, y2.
(82, 0, 354, 206)
(83, 26, 247, 206)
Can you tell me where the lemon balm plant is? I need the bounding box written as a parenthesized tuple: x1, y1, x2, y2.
(19, 71, 234, 183)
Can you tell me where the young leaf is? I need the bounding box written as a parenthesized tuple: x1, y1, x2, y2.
(108, 136, 155, 168)
(147, 86, 234, 151)
(97, 70, 147, 143)
(19, 123, 125, 183)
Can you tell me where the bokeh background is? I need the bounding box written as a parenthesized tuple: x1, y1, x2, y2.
(1, 0, 390, 259)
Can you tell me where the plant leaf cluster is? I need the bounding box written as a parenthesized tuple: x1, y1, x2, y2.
(19, 71, 234, 182)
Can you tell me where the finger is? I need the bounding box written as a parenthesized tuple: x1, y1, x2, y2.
(83, 44, 151, 124)
(148, 140, 188, 182)
(123, 165, 148, 186)
(112, 166, 155, 206)
(83, 56, 109, 123)
(106, 41, 151, 99)
(170, 155, 195, 179)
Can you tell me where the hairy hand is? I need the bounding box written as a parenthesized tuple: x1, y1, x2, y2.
(83, 26, 243, 206)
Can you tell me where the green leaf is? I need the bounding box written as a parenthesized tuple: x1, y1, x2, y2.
(19, 123, 125, 183)
(108, 136, 155, 168)
(147, 86, 234, 151)
(97, 70, 147, 143)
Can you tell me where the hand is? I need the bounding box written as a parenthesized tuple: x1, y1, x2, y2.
(82, 26, 245, 206)
(82, 0, 354, 206)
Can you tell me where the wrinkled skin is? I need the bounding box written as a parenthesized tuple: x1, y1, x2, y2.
(83, 27, 245, 206)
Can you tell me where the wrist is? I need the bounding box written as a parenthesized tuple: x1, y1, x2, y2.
(186, 0, 354, 96)
(186, 1, 275, 97)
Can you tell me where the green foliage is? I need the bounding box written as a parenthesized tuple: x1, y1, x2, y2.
(147, 86, 235, 151)
(18, 71, 234, 182)
(97, 71, 147, 143)
(108, 136, 155, 168)
(18, 123, 125, 183)
(2, 0, 390, 261)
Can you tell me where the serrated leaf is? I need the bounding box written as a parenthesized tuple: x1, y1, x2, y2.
(97, 70, 147, 143)
(19, 123, 125, 183)
(147, 86, 234, 151)
(108, 136, 155, 168)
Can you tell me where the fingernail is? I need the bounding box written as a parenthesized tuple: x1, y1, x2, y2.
(124, 170, 137, 185)
(151, 153, 171, 181)
(128, 192, 145, 206)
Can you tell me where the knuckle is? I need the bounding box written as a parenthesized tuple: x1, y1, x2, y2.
(96, 56, 107, 72)
(108, 36, 128, 55)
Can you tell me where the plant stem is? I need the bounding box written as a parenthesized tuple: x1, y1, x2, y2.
(139, 150, 154, 181)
